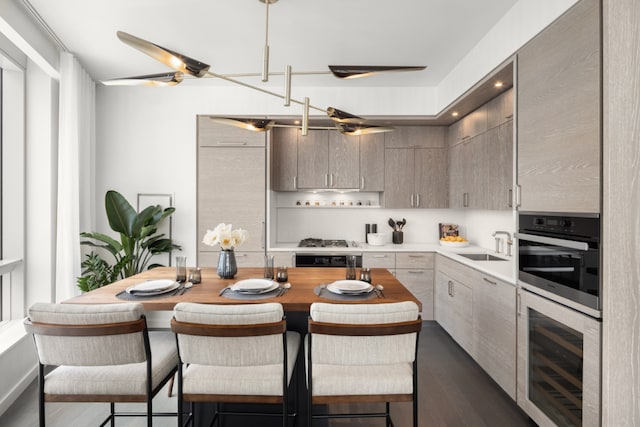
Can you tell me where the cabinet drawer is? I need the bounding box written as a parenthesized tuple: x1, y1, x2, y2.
(396, 252, 434, 269)
(363, 252, 396, 269)
(436, 254, 475, 285)
(198, 117, 266, 147)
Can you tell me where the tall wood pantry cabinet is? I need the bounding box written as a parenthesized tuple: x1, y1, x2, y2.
(197, 118, 266, 267)
(517, 0, 600, 213)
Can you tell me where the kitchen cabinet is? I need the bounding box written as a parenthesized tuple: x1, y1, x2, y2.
(271, 127, 298, 191)
(395, 253, 435, 320)
(384, 147, 447, 208)
(296, 130, 359, 190)
(471, 268, 516, 399)
(485, 120, 514, 210)
(435, 254, 516, 399)
(448, 134, 487, 209)
(486, 88, 514, 130)
(363, 252, 395, 274)
(384, 126, 446, 148)
(517, 0, 600, 213)
(359, 133, 385, 191)
(448, 122, 513, 210)
(435, 266, 473, 354)
(197, 119, 266, 266)
(447, 106, 488, 145)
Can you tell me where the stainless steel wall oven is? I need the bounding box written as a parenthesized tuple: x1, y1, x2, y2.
(516, 212, 600, 311)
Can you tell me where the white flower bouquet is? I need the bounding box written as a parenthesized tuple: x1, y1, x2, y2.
(202, 223, 248, 250)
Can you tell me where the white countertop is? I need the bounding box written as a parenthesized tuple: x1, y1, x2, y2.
(269, 242, 516, 285)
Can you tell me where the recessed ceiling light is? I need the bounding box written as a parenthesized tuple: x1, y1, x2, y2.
(452, 112, 459, 117)
(494, 81, 504, 88)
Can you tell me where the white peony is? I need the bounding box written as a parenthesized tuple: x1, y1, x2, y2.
(202, 223, 248, 250)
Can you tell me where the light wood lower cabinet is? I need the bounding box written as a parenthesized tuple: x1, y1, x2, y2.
(435, 254, 516, 399)
(471, 269, 516, 399)
(435, 268, 473, 354)
(396, 253, 435, 319)
(363, 252, 396, 274)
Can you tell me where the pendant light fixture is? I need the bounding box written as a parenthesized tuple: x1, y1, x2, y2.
(104, 1, 425, 135)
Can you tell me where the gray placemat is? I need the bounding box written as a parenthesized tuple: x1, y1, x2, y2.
(313, 285, 378, 301)
(116, 285, 185, 301)
(220, 287, 283, 300)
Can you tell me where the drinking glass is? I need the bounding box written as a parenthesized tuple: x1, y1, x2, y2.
(188, 267, 202, 284)
(276, 266, 288, 282)
(176, 256, 187, 283)
(346, 255, 357, 280)
(264, 255, 275, 279)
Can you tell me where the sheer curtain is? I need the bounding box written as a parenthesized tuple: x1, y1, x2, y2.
(55, 52, 95, 302)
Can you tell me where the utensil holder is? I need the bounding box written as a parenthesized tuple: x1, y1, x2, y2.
(392, 231, 404, 244)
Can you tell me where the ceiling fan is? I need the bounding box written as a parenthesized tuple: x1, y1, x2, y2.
(102, 0, 426, 135)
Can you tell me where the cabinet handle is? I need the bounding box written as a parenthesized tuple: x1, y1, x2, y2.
(216, 141, 247, 146)
(293, 176, 297, 190)
(517, 292, 522, 317)
(261, 220, 265, 250)
(324, 174, 328, 187)
(329, 174, 334, 187)
(483, 277, 497, 286)
(461, 135, 471, 141)
(360, 176, 365, 190)
(448, 280, 454, 297)
(463, 193, 469, 207)
(416, 194, 421, 207)
(408, 255, 424, 258)
(408, 270, 425, 274)
(508, 189, 513, 208)
(410, 194, 415, 207)
(236, 253, 248, 257)
(515, 184, 522, 208)
(505, 114, 514, 119)
(373, 255, 388, 258)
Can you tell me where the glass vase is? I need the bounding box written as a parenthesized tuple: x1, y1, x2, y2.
(217, 249, 237, 279)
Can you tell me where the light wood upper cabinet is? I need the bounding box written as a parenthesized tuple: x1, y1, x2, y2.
(297, 130, 330, 189)
(359, 133, 385, 191)
(414, 148, 448, 208)
(486, 88, 514, 130)
(384, 148, 415, 208)
(486, 121, 514, 210)
(271, 127, 298, 191)
(517, 0, 600, 213)
(447, 92, 514, 210)
(384, 126, 446, 148)
(383, 126, 447, 208)
(328, 131, 360, 189)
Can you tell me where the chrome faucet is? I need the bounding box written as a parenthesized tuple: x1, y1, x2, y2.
(492, 231, 513, 256)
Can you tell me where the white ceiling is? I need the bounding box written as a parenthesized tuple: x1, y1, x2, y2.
(25, 0, 519, 88)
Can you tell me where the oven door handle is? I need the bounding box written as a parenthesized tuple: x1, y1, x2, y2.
(515, 232, 589, 251)
(522, 267, 576, 273)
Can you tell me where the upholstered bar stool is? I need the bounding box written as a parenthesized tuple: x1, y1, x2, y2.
(171, 302, 301, 427)
(24, 302, 179, 427)
(306, 301, 422, 427)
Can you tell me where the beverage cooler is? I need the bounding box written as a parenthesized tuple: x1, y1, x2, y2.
(516, 289, 601, 427)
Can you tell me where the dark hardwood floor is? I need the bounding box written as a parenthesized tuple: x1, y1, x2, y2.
(0, 322, 531, 427)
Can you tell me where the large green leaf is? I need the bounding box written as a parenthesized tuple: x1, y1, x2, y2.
(80, 232, 123, 253)
(105, 190, 136, 236)
(132, 205, 157, 238)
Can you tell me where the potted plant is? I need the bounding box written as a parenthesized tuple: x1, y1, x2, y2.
(77, 190, 181, 291)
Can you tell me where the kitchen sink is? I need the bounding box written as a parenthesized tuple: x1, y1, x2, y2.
(458, 253, 508, 261)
